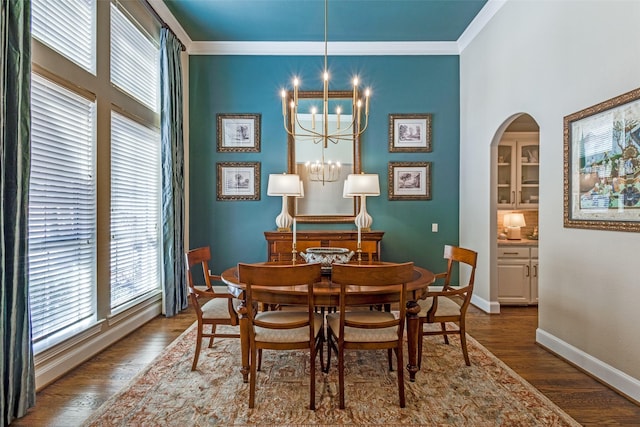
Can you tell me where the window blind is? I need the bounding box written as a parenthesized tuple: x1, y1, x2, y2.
(31, 0, 95, 73)
(110, 112, 161, 309)
(111, 3, 159, 111)
(29, 74, 96, 343)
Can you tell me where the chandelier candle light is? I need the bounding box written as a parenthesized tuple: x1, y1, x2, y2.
(280, 0, 370, 156)
(267, 173, 303, 232)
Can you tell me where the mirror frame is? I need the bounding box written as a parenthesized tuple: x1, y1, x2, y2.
(287, 90, 361, 223)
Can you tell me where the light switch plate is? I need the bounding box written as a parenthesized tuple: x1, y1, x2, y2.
(432, 223, 438, 232)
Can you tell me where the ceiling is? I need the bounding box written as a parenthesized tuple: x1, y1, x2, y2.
(162, 0, 488, 43)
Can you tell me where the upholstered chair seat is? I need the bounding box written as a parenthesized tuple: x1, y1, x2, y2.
(254, 311, 324, 343)
(326, 311, 398, 343)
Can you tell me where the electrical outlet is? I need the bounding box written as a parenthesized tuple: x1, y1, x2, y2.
(432, 223, 438, 232)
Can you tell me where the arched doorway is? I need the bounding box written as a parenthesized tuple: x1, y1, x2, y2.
(490, 113, 540, 310)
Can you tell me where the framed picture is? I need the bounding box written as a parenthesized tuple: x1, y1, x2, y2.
(216, 113, 261, 152)
(388, 161, 431, 200)
(216, 162, 260, 201)
(389, 114, 432, 152)
(564, 87, 640, 232)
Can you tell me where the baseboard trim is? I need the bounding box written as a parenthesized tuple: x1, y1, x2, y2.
(471, 294, 500, 314)
(35, 300, 162, 390)
(536, 328, 640, 404)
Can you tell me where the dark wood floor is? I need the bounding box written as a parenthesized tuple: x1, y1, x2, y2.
(12, 305, 640, 426)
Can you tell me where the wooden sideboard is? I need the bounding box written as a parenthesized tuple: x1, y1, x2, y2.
(264, 230, 384, 262)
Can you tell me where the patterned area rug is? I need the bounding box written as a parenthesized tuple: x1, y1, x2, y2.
(83, 323, 579, 426)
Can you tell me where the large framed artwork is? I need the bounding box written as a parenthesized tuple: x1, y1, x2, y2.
(216, 161, 261, 201)
(388, 113, 432, 152)
(564, 87, 640, 232)
(388, 161, 431, 200)
(216, 113, 261, 152)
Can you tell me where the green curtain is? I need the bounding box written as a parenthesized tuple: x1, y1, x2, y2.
(1, 0, 36, 424)
(160, 27, 187, 317)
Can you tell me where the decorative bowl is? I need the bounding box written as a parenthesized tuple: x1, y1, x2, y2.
(299, 247, 355, 271)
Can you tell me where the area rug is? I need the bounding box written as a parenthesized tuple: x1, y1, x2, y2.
(82, 323, 580, 426)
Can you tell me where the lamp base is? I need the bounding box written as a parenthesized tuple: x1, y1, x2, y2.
(506, 227, 522, 240)
(277, 227, 290, 232)
(360, 227, 371, 232)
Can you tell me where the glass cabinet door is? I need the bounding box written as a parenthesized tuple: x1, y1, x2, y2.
(518, 143, 539, 207)
(497, 134, 539, 210)
(497, 143, 514, 207)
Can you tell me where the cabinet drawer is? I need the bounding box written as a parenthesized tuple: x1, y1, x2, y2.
(498, 247, 529, 258)
(530, 247, 538, 258)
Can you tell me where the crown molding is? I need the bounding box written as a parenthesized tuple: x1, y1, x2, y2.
(457, 0, 507, 53)
(189, 41, 460, 56)
(149, 0, 507, 56)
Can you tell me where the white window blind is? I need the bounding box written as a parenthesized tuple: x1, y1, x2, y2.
(110, 112, 161, 309)
(31, 0, 95, 73)
(111, 3, 159, 111)
(29, 74, 96, 343)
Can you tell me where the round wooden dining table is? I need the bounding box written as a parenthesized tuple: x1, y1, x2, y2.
(220, 262, 435, 382)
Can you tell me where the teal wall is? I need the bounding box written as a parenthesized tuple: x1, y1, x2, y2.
(189, 55, 460, 274)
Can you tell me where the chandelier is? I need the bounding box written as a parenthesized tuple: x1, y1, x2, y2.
(280, 0, 370, 150)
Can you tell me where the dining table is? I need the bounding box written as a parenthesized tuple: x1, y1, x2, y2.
(221, 261, 435, 383)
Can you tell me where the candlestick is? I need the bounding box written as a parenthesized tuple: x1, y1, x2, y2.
(357, 224, 362, 263)
(292, 219, 297, 263)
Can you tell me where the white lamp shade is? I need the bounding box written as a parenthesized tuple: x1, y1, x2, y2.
(344, 173, 380, 196)
(504, 213, 526, 228)
(267, 173, 302, 196)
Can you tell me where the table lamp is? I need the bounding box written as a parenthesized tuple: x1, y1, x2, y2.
(343, 173, 380, 232)
(267, 173, 302, 231)
(504, 213, 526, 240)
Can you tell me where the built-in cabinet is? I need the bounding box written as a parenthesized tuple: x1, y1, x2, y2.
(497, 246, 538, 305)
(497, 132, 539, 210)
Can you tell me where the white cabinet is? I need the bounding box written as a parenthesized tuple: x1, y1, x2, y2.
(497, 132, 539, 210)
(498, 246, 538, 305)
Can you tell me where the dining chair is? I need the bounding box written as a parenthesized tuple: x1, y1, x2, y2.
(417, 245, 478, 367)
(325, 262, 415, 409)
(185, 247, 240, 371)
(237, 262, 324, 410)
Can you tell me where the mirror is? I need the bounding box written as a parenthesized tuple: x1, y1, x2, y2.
(287, 90, 361, 223)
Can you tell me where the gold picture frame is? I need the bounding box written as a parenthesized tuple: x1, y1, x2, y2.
(564, 87, 640, 232)
(388, 161, 431, 200)
(389, 113, 432, 152)
(216, 162, 261, 201)
(216, 113, 261, 152)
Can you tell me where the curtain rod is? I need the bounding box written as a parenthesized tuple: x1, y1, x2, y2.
(141, 0, 186, 51)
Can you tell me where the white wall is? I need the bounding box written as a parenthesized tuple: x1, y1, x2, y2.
(460, 0, 640, 401)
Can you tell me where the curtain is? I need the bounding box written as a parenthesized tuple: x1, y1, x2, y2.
(160, 27, 186, 317)
(1, 0, 36, 424)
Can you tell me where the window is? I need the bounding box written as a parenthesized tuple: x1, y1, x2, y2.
(30, 0, 162, 356)
(31, 0, 95, 73)
(111, 3, 159, 110)
(110, 112, 161, 309)
(29, 74, 96, 345)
